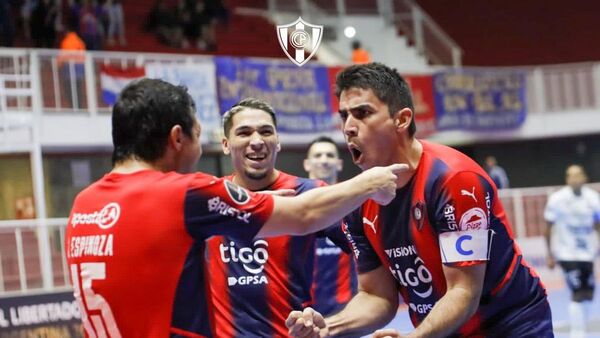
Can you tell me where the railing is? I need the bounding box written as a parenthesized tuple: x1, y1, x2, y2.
(391, 0, 462, 67)
(261, 0, 462, 67)
(0, 218, 70, 295)
(0, 48, 598, 121)
(1, 183, 598, 296)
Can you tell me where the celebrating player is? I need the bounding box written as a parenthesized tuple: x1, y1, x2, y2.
(65, 78, 405, 337)
(205, 99, 352, 336)
(287, 63, 553, 337)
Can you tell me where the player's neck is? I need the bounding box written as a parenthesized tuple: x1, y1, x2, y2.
(111, 158, 159, 174)
(233, 169, 280, 191)
(391, 137, 422, 188)
(309, 174, 337, 185)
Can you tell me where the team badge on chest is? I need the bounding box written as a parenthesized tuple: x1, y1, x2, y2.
(412, 201, 425, 231)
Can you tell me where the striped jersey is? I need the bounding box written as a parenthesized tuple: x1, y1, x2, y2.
(65, 170, 273, 338)
(343, 141, 552, 337)
(311, 237, 358, 316)
(205, 171, 349, 337)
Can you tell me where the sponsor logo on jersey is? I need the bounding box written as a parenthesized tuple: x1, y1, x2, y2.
(71, 203, 120, 229)
(412, 201, 425, 230)
(363, 215, 378, 234)
(208, 197, 252, 223)
(224, 180, 250, 205)
(220, 240, 270, 286)
(460, 186, 477, 202)
(443, 204, 459, 231)
(388, 257, 433, 299)
(459, 207, 488, 231)
(409, 302, 434, 315)
(385, 245, 417, 258)
(342, 222, 360, 259)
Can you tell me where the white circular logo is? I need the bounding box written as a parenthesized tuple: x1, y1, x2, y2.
(414, 207, 422, 221)
(290, 30, 310, 49)
(458, 207, 488, 231)
(98, 203, 120, 229)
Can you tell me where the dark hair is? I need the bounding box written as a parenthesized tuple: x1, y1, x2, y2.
(307, 135, 338, 153)
(352, 41, 361, 50)
(222, 97, 277, 136)
(336, 62, 416, 137)
(111, 78, 196, 165)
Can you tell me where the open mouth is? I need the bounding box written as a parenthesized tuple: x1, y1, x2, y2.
(348, 145, 363, 163)
(246, 153, 267, 163)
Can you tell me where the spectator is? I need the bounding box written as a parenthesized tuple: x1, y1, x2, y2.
(79, 0, 103, 50)
(58, 22, 86, 108)
(20, 0, 36, 43)
(351, 40, 371, 64)
(0, 0, 15, 47)
(485, 155, 510, 189)
(30, 0, 58, 48)
(185, 0, 214, 50)
(146, 0, 183, 48)
(104, 0, 126, 46)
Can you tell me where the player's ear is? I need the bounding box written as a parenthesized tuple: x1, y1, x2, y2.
(394, 108, 413, 133)
(170, 125, 184, 151)
(276, 136, 281, 153)
(221, 137, 230, 155)
(303, 158, 311, 173)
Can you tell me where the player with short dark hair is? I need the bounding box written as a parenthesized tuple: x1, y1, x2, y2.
(287, 63, 552, 338)
(205, 99, 352, 337)
(65, 78, 405, 337)
(304, 136, 359, 316)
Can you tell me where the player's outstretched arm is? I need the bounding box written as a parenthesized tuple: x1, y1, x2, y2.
(403, 264, 485, 338)
(256, 164, 407, 238)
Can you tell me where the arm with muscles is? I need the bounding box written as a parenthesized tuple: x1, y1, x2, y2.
(257, 164, 407, 238)
(373, 264, 486, 338)
(287, 265, 399, 338)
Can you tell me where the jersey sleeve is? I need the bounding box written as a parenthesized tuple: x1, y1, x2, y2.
(323, 222, 352, 254)
(343, 209, 381, 274)
(433, 171, 494, 267)
(183, 174, 274, 241)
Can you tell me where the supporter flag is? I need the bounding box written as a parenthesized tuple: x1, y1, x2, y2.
(100, 65, 145, 106)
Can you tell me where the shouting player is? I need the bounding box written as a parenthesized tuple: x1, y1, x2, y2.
(65, 78, 405, 337)
(287, 63, 553, 338)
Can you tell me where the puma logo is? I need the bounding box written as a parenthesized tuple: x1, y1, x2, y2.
(363, 216, 378, 233)
(460, 187, 477, 202)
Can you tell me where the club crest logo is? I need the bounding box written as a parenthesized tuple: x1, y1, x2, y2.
(224, 180, 250, 205)
(276, 17, 323, 67)
(412, 201, 425, 230)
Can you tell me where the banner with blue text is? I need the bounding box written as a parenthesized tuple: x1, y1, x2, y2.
(433, 70, 527, 131)
(215, 57, 337, 134)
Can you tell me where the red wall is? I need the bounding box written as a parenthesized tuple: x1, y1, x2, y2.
(416, 0, 600, 66)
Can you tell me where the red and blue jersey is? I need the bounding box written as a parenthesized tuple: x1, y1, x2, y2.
(310, 237, 358, 316)
(65, 170, 273, 338)
(343, 141, 553, 337)
(205, 171, 349, 337)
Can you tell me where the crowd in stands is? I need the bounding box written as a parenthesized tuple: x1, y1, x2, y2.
(145, 0, 229, 51)
(1, 0, 126, 50)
